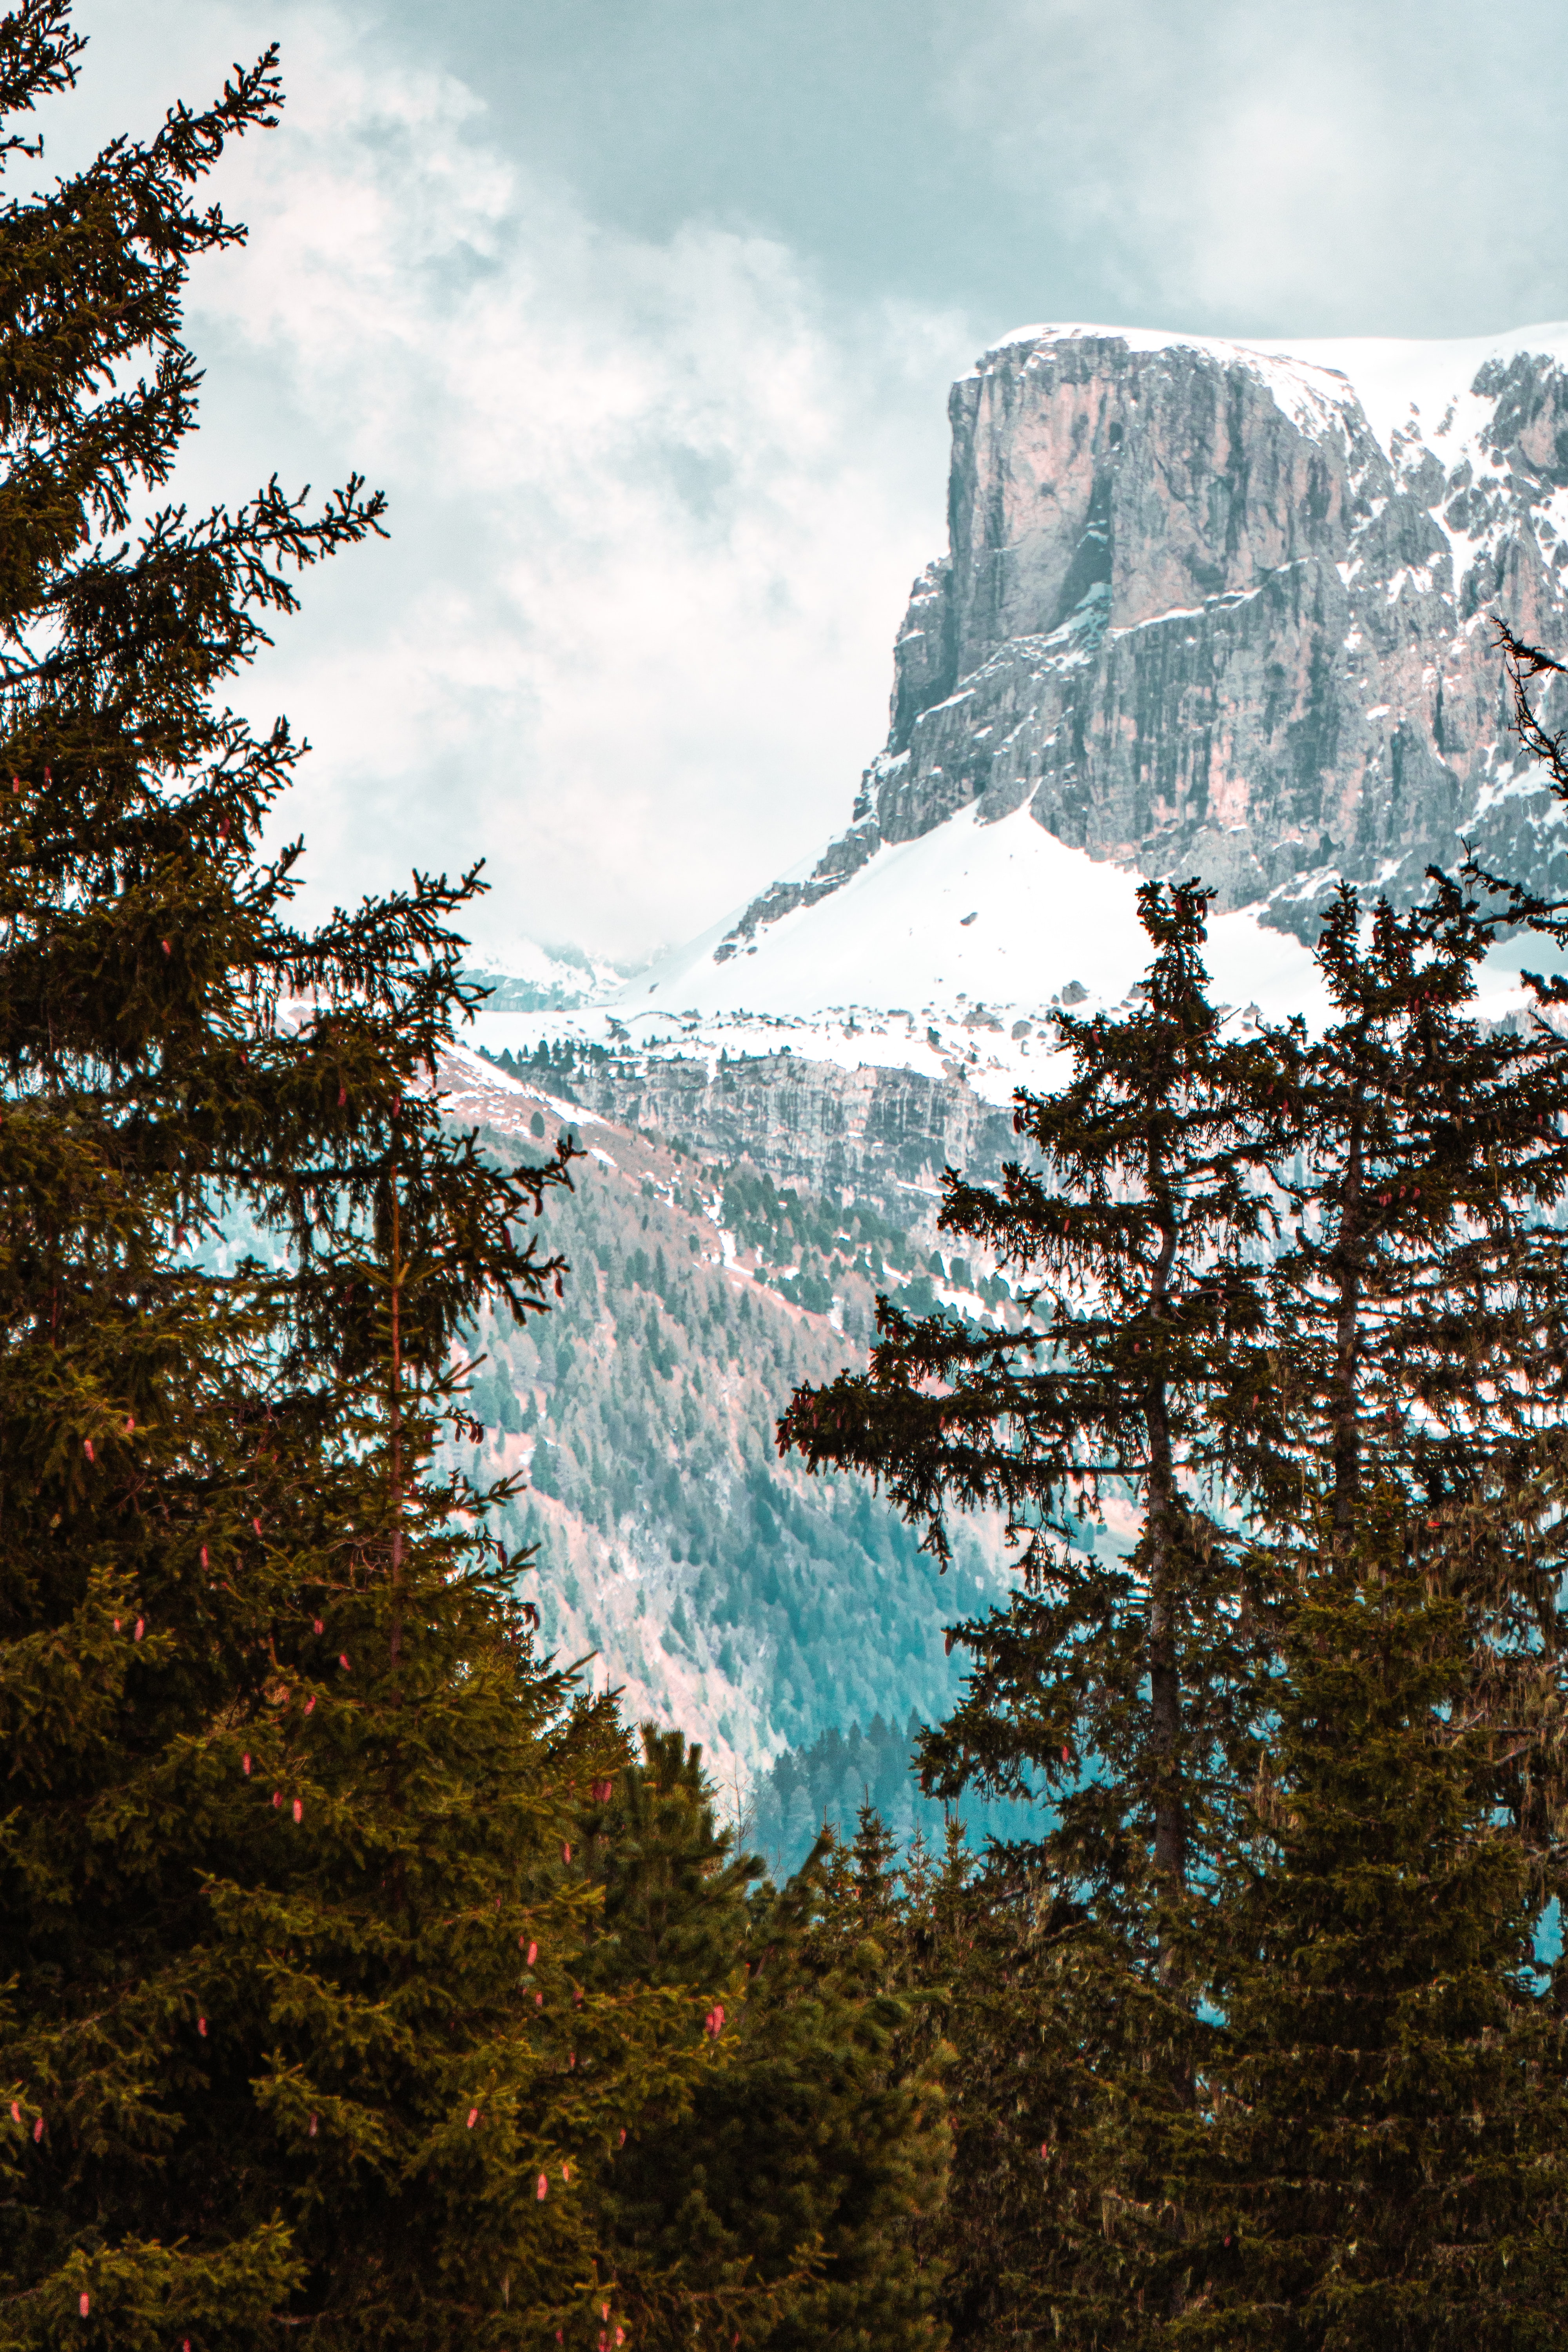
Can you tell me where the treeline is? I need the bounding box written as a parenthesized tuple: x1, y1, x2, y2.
(0, 19, 949, 2344)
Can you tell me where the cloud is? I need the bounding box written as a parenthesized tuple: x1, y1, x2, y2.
(61, 1, 964, 964)
(937, 0, 1568, 337)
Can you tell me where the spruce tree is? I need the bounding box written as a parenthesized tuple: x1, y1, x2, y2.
(1245, 863, 1568, 1936)
(783, 661, 1568, 2342)
(585, 1739, 949, 2352)
(1261, 877, 1568, 1546)
(780, 881, 1292, 1940)
(1119, 1502, 1568, 2350)
(0, 11, 703, 2343)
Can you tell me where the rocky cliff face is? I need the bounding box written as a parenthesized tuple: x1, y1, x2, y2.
(722, 325, 1568, 948)
(559, 1047, 1017, 1203)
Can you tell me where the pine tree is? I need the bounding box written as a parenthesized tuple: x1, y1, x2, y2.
(1118, 1501, 1568, 2350)
(780, 882, 1292, 1942)
(586, 1740, 949, 2352)
(0, 11, 701, 2343)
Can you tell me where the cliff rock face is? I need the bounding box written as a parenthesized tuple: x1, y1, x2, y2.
(559, 1047, 1017, 1202)
(722, 326, 1568, 947)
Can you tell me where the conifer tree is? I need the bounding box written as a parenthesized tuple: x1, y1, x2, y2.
(0, 10, 705, 2343)
(882, 1818, 1116, 2352)
(585, 1739, 949, 2352)
(1245, 845, 1568, 1929)
(780, 882, 1292, 1941)
(783, 660, 1568, 2341)
(1116, 1502, 1568, 2350)
(1261, 877, 1568, 1541)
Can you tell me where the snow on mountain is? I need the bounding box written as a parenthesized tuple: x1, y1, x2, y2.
(457, 320, 1568, 1099)
(463, 936, 636, 1011)
(665, 314, 1568, 1029)
(465, 798, 1540, 1104)
(617, 802, 1333, 1043)
(1251, 322, 1568, 456)
(439, 321, 1568, 1823)
(985, 318, 1568, 457)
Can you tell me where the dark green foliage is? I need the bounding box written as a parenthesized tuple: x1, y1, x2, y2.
(782, 881, 1290, 1936)
(0, 11, 701, 2344)
(719, 1167, 913, 1289)
(1262, 875, 1568, 1537)
(780, 641, 1568, 2343)
(897, 1826, 1125, 2352)
(1235, 862, 1568, 1927)
(1116, 1507, 1568, 2349)
(586, 1733, 949, 2351)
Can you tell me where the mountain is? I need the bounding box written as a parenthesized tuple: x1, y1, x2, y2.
(462, 937, 637, 1011)
(456, 321, 1568, 1837)
(628, 320, 1568, 1011)
(437, 1043, 1021, 1807)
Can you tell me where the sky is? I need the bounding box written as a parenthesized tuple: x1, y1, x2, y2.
(39, 0, 1568, 965)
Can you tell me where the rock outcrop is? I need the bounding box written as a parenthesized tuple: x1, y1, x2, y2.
(551, 1047, 1018, 1203)
(720, 325, 1568, 948)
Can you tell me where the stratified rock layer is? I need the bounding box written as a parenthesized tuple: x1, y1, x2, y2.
(720, 327, 1568, 948)
(561, 1048, 1016, 1199)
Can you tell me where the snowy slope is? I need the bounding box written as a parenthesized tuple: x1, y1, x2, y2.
(465, 804, 1334, 1104)
(618, 803, 1328, 1028)
(1251, 322, 1568, 453)
(464, 798, 1543, 1098)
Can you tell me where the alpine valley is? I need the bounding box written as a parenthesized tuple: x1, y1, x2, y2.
(453, 321, 1568, 1866)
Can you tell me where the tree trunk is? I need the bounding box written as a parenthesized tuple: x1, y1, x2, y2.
(1331, 1092, 1366, 1545)
(1145, 1165, 1185, 1890)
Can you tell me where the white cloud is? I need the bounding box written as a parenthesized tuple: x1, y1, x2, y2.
(939, 0, 1568, 337)
(63, 2, 963, 963)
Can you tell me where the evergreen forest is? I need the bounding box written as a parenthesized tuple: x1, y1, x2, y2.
(4, 9, 1568, 2348)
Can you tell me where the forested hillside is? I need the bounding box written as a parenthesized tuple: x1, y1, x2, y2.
(437, 1047, 1020, 1793)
